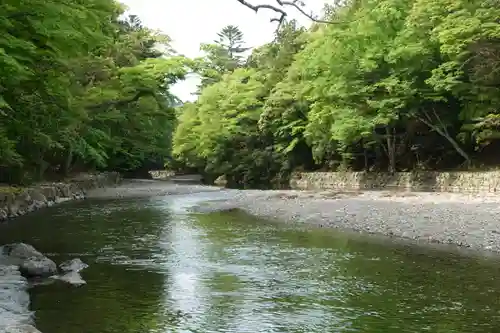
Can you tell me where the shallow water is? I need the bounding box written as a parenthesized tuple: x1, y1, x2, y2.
(1, 191, 500, 332)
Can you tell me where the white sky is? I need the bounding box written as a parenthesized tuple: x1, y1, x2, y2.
(120, 0, 329, 102)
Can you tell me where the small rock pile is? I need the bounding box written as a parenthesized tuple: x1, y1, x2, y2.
(0, 243, 89, 333)
(1, 243, 88, 284)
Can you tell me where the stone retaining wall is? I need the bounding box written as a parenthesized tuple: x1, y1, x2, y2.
(149, 170, 175, 180)
(0, 172, 121, 221)
(290, 171, 500, 193)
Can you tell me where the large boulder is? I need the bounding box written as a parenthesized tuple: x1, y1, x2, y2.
(1, 245, 89, 286)
(1, 243, 57, 278)
(19, 258, 57, 278)
(2, 243, 41, 260)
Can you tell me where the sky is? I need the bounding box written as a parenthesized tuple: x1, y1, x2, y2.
(120, 0, 329, 102)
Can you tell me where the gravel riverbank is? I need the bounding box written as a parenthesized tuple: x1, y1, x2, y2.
(89, 180, 500, 253)
(85, 179, 223, 198)
(192, 188, 500, 253)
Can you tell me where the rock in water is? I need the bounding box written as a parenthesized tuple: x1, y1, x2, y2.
(51, 258, 89, 286)
(1, 243, 57, 277)
(51, 271, 86, 287)
(2, 243, 40, 260)
(59, 258, 88, 273)
(18, 258, 57, 278)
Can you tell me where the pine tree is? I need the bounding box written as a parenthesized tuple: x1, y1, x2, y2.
(215, 25, 250, 59)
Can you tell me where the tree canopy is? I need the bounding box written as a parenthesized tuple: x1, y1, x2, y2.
(4, 0, 500, 187)
(173, 0, 500, 188)
(0, 0, 190, 183)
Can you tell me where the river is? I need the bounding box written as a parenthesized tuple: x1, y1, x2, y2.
(1, 190, 500, 332)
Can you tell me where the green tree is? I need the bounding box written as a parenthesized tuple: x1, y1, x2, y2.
(195, 25, 249, 91)
(173, 22, 309, 187)
(0, 0, 189, 183)
(175, 0, 500, 186)
(215, 25, 250, 60)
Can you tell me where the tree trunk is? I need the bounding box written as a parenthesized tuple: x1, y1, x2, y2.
(36, 149, 49, 181)
(385, 127, 396, 173)
(434, 126, 471, 163)
(361, 139, 369, 171)
(417, 109, 471, 165)
(63, 149, 73, 176)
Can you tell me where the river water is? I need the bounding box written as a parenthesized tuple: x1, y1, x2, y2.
(1, 190, 500, 332)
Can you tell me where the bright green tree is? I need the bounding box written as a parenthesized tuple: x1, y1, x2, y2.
(0, 0, 190, 183)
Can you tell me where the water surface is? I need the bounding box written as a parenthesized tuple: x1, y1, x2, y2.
(0, 191, 500, 332)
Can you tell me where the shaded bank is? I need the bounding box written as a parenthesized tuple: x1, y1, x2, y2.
(0, 172, 121, 222)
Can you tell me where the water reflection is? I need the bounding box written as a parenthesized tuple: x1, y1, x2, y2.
(0, 198, 173, 333)
(181, 210, 500, 333)
(0, 194, 500, 332)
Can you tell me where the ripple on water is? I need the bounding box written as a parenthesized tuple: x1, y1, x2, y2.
(3, 194, 500, 333)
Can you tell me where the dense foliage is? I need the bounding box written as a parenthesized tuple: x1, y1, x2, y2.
(173, 0, 500, 188)
(0, 1, 188, 183)
(5, 0, 500, 187)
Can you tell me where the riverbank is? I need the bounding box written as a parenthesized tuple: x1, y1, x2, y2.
(85, 178, 222, 199)
(0, 172, 121, 222)
(85, 179, 500, 253)
(190, 188, 500, 253)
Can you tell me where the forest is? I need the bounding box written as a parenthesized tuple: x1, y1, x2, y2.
(173, 0, 500, 188)
(0, 0, 188, 184)
(2, 0, 500, 187)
